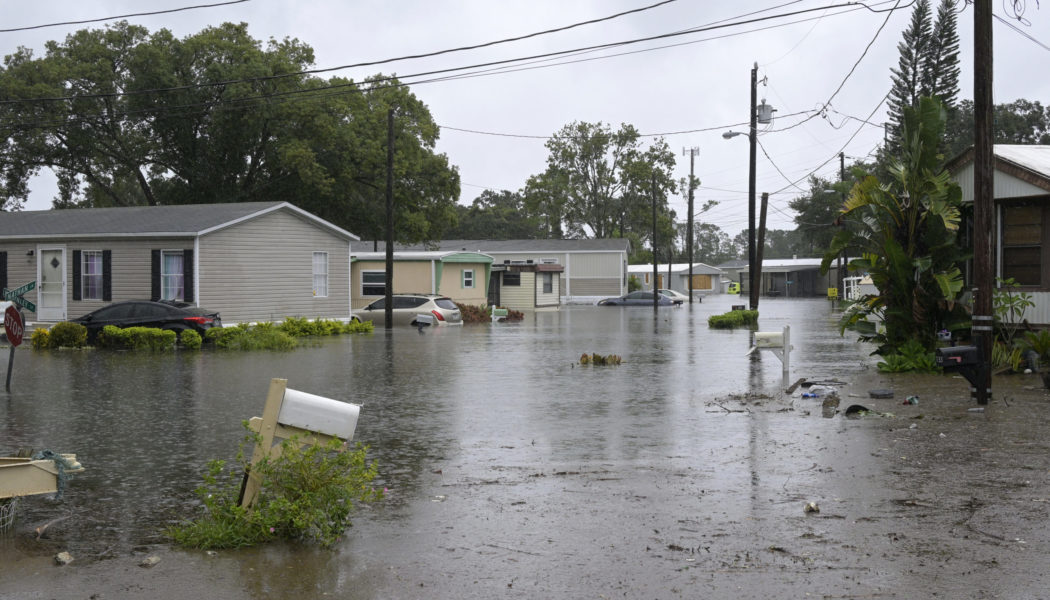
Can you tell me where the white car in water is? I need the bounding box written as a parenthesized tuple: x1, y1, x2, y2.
(658, 289, 691, 303)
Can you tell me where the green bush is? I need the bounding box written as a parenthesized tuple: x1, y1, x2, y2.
(180, 329, 203, 350)
(167, 430, 383, 549)
(207, 325, 298, 351)
(876, 339, 940, 373)
(48, 322, 88, 348)
(344, 320, 373, 334)
(97, 326, 176, 350)
(30, 327, 50, 350)
(707, 309, 759, 329)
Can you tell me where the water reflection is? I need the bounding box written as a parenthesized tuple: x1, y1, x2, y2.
(0, 296, 880, 576)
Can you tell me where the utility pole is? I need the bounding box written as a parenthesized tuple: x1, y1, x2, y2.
(384, 108, 395, 329)
(756, 193, 768, 303)
(748, 62, 759, 311)
(684, 147, 699, 304)
(972, 0, 993, 404)
(838, 152, 846, 298)
(651, 174, 659, 310)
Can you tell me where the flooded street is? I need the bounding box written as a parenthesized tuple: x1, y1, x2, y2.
(3, 295, 1050, 598)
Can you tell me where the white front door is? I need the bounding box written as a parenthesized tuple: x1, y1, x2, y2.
(37, 247, 67, 322)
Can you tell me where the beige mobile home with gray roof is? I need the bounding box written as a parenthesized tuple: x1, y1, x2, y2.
(0, 202, 357, 325)
(353, 238, 630, 303)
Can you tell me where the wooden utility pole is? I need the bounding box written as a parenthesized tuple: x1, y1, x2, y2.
(972, 0, 994, 404)
(652, 174, 659, 310)
(748, 62, 759, 310)
(384, 108, 395, 329)
(684, 147, 699, 304)
(756, 193, 768, 304)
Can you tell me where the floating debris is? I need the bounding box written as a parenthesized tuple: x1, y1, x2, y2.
(869, 389, 894, 399)
(803, 502, 820, 514)
(578, 353, 622, 366)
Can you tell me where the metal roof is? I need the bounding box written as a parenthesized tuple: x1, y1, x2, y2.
(352, 238, 631, 253)
(627, 262, 723, 275)
(0, 201, 359, 240)
(992, 145, 1050, 177)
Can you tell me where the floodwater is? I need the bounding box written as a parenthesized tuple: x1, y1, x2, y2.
(3, 296, 1050, 598)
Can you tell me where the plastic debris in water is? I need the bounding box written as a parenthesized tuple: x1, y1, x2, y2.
(803, 501, 820, 514)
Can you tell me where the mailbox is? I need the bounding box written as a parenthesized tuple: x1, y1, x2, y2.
(935, 346, 979, 369)
(754, 331, 784, 348)
(278, 388, 360, 440)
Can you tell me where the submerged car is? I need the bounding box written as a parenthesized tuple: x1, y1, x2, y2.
(597, 291, 680, 306)
(72, 300, 222, 340)
(658, 289, 691, 303)
(355, 294, 463, 326)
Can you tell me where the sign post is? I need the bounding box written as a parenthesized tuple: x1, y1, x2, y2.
(3, 281, 34, 393)
(4, 305, 24, 393)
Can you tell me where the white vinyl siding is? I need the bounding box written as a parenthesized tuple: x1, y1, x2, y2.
(197, 209, 351, 323)
(313, 251, 329, 297)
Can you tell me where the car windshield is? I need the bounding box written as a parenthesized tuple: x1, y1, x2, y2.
(434, 298, 457, 310)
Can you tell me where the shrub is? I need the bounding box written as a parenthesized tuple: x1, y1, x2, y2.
(876, 339, 940, 373)
(167, 430, 383, 549)
(344, 320, 374, 334)
(707, 310, 759, 329)
(48, 322, 88, 348)
(455, 303, 489, 324)
(180, 329, 203, 350)
(30, 327, 51, 350)
(97, 326, 176, 350)
(207, 325, 298, 351)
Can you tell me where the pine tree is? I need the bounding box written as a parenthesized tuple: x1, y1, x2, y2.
(922, 0, 961, 108)
(886, 0, 933, 150)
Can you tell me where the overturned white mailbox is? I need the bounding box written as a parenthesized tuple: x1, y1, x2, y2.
(241, 378, 361, 508)
(749, 325, 792, 379)
(278, 388, 360, 440)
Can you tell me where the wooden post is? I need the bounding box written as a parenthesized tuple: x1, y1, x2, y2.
(240, 378, 287, 508)
(972, 0, 993, 405)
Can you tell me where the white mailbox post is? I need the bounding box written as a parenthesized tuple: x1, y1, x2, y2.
(750, 325, 792, 380)
(241, 378, 361, 508)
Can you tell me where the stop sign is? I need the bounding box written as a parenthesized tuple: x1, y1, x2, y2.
(4, 305, 23, 347)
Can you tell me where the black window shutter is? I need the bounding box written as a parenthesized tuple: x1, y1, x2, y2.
(183, 248, 194, 303)
(72, 250, 82, 301)
(0, 251, 7, 291)
(151, 249, 161, 301)
(102, 250, 112, 301)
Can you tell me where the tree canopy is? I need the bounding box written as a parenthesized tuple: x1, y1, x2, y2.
(0, 21, 459, 244)
(535, 121, 677, 241)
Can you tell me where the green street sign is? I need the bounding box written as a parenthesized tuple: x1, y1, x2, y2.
(3, 280, 35, 300)
(10, 295, 35, 313)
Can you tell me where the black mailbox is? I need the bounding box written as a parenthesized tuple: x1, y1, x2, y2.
(935, 345, 979, 369)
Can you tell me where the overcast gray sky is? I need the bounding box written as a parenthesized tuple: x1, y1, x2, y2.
(4, 0, 1049, 235)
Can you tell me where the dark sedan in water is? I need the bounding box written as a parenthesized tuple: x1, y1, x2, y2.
(596, 291, 681, 306)
(71, 300, 222, 340)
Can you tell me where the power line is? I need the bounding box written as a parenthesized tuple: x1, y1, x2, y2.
(0, 1, 252, 33)
(0, 0, 913, 107)
(993, 13, 1050, 51)
(765, 0, 904, 134)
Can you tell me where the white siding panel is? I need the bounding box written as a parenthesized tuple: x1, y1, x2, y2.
(1026, 292, 1050, 326)
(956, 162, 1048, 202)
(199, 210, 350, 323)
(500, 272, 535, 310)
(568, 252, 621, 277)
